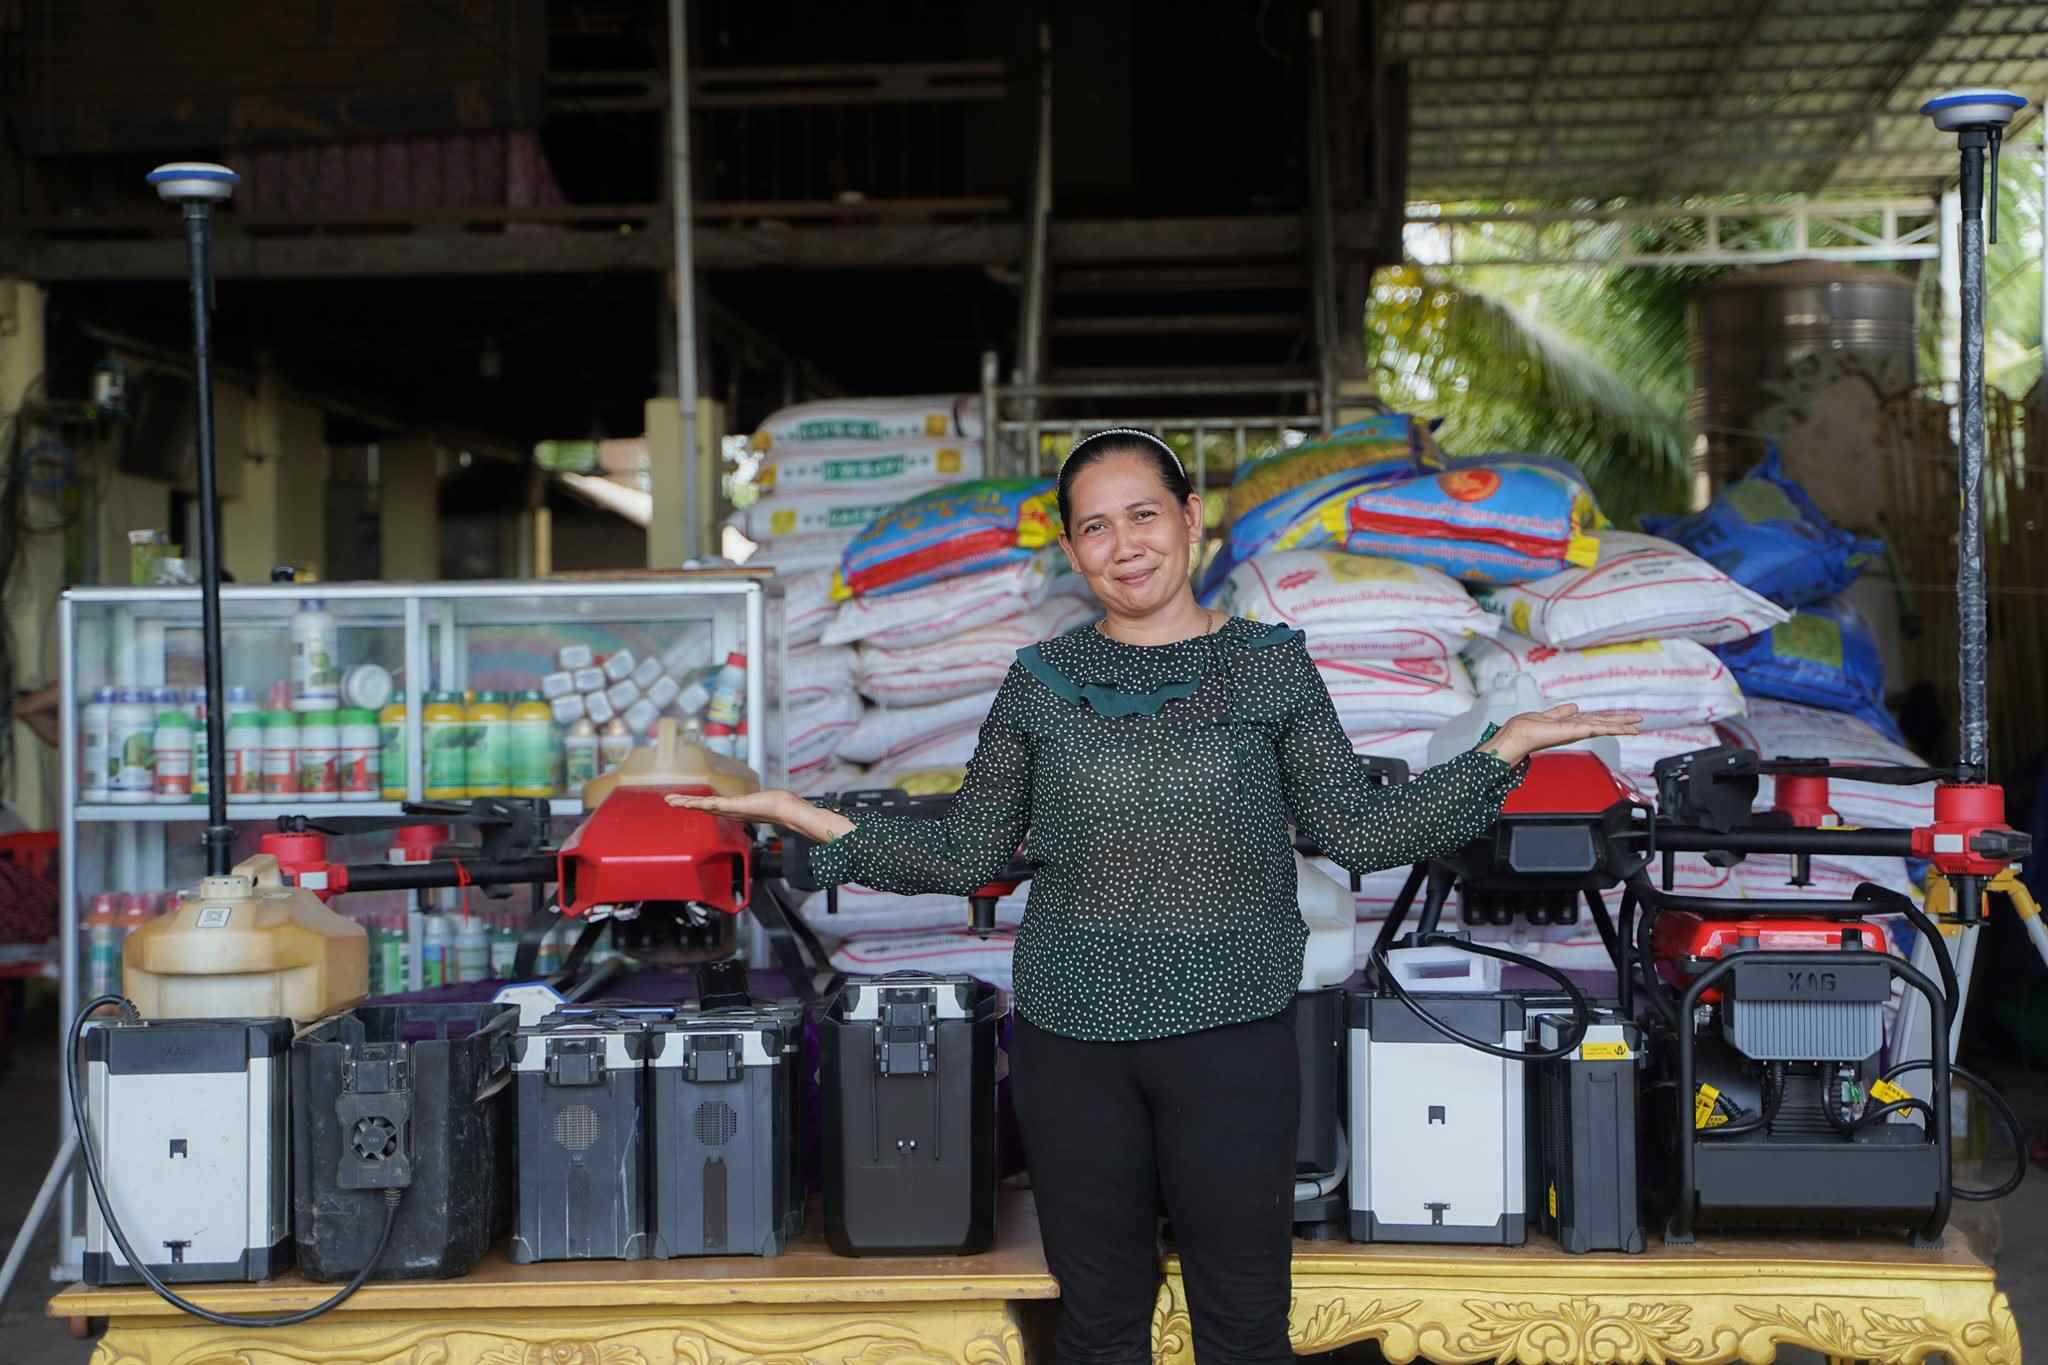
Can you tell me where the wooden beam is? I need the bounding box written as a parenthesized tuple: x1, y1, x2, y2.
(1051, 313, 1305, 337)
(3, 213, 1389, 280)
(1056, 264, 1309, 292)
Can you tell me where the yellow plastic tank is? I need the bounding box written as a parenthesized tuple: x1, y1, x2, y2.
(121, 854, 368, 1023)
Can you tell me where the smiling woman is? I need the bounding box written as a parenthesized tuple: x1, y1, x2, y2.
(668, 426, 1640, 1365)
(1053, 428, 1209, 638)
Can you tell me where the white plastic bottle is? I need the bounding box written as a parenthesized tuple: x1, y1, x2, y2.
(261, 709, 301, 798)
(706, 651, 747, 726)
(563, 718, 599, 790)
(188, 695, 209, 803)
(108, 689, 157, 804)
(226, 706, 265, 802)
(298, 708, 341, 801)
(151, 711, 193, 803)
(454, 914, 489, 984)
(336, 707, 380, 802)
(420, 911, 452, 988)
(291, 598, 341, 710)
(81, 687, 114, 802)
(599, 718, 633, 774)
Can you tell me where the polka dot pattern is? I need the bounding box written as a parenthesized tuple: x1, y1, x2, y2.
(808, 616, 1526, 1042)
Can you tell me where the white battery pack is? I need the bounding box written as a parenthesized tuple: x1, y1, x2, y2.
(1347, 991, 1526, 1246)
(550, 694, 587, 725)
(573, 667, 607, 694)
(541, 671, 577, 700)
(630, 656, 664, 691)
(603, 650, 637, 683)
(605, 679, 642, 711)
(557, 644, 595, 671)
(83, 1017, 292, 1285)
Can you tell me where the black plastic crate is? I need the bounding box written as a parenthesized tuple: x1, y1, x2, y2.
(291, 1003, 517, 1282)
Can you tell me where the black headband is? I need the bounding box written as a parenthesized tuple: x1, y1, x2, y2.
(1067, 427, 1187, 478)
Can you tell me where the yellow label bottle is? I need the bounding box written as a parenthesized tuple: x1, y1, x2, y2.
(378, 699, 408, 801)
(509, 690, 558, 797)
(423, 691, 468, 800)
(466, 690, 512, 797)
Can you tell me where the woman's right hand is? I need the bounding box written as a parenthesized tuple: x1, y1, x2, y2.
(665, 789, 854, 843)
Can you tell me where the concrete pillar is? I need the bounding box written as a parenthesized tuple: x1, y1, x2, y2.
(226, 369, 330, 581)
(645, 397, 683, 568)
(0, 280, 56, 826)
(378, 436, 441, 582)
(645, 396, 727, 568)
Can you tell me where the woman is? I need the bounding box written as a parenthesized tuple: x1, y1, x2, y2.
(674, 429, 1639, 1364)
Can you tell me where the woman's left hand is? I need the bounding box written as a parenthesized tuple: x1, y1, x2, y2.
(1479, 703, 1642, 766)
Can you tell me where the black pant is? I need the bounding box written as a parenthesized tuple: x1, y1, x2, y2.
(1011, 1009, 1300, 1365)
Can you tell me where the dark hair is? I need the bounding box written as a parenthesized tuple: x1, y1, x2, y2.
(1055, 427, 1194, 529)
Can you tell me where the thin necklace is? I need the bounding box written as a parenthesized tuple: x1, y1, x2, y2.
(1096, 608, 1222, 644)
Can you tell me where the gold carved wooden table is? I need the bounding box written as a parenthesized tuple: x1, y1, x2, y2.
(1155, 1229, 2018, 1365)
(50, 1197, 2021, 1365)
(48, 1193, 1055, 1365)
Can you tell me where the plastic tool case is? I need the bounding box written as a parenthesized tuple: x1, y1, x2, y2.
(1347, 991, 1527, 1245)
(83, 1017, 291, 1285)
(648, 1003, 804, 1258)
(822, 973, 999, 1256)
(1532, 1010, 1645, 1253)
(510, 1006, 667, 1263)
(291, 1003, 518, 1281)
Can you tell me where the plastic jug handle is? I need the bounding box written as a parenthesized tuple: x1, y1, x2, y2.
(233, 852, 284, 889)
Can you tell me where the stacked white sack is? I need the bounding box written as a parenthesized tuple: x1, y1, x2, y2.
(1464, 633, 1746, 729)
(1213, 548, 1498, 662)
(797, 554, 1079, 972)
(856, 597, 1095, 707)
(739, 393, 985, 574)
(1476, 530, 1789, 649)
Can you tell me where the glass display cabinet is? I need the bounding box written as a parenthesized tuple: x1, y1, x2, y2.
(48, 571, 787, 1276)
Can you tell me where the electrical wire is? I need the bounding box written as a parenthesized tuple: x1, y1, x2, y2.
(1699, 1062, 1784, 1139)
(1371, 934, 1590, 1062)
(1879, 1058, 2029, 1202)
(69, 995, 401, 1327)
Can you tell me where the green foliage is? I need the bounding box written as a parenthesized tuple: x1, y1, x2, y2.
(1369, 158, 2047, 527)
(1366, 260, 1701, 526)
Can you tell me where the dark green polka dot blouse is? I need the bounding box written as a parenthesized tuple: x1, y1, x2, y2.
(807, 616, 1527, 1042)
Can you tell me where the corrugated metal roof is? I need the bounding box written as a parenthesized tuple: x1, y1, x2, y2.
(1391, 0, 2048, 201)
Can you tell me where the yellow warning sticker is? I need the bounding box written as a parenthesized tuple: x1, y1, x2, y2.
(938, 447, 963, 474)
(924, 414, 949, 436)
(1870, 1079, 1913, 1106)
(1581, 1041, 1632, 1061)
(1547, 1183, 1558, 1218)
(1694, 1084, 1729, 1129)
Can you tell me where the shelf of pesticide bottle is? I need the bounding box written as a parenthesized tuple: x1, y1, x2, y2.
(74, 799, 588, 823)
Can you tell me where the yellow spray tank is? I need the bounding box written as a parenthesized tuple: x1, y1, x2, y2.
(121, 853, 368, 1023)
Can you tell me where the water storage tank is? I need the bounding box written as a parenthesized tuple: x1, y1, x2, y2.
(1688, 260, 1916, 513)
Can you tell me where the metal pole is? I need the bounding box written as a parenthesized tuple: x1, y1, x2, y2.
(1016, 23, 1054, 403)
(669, 0, 700, 562)
(1957, 129, 1989, 780)
(180, 205, 233, 874)
(0, 1133, 78, 1309)
(1306, 6, 1339, 432)
(980, 350, 1003, 476)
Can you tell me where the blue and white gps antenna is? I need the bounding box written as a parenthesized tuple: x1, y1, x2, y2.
(147, 161, 240, 876)
(1918, 90, 2023, 796)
